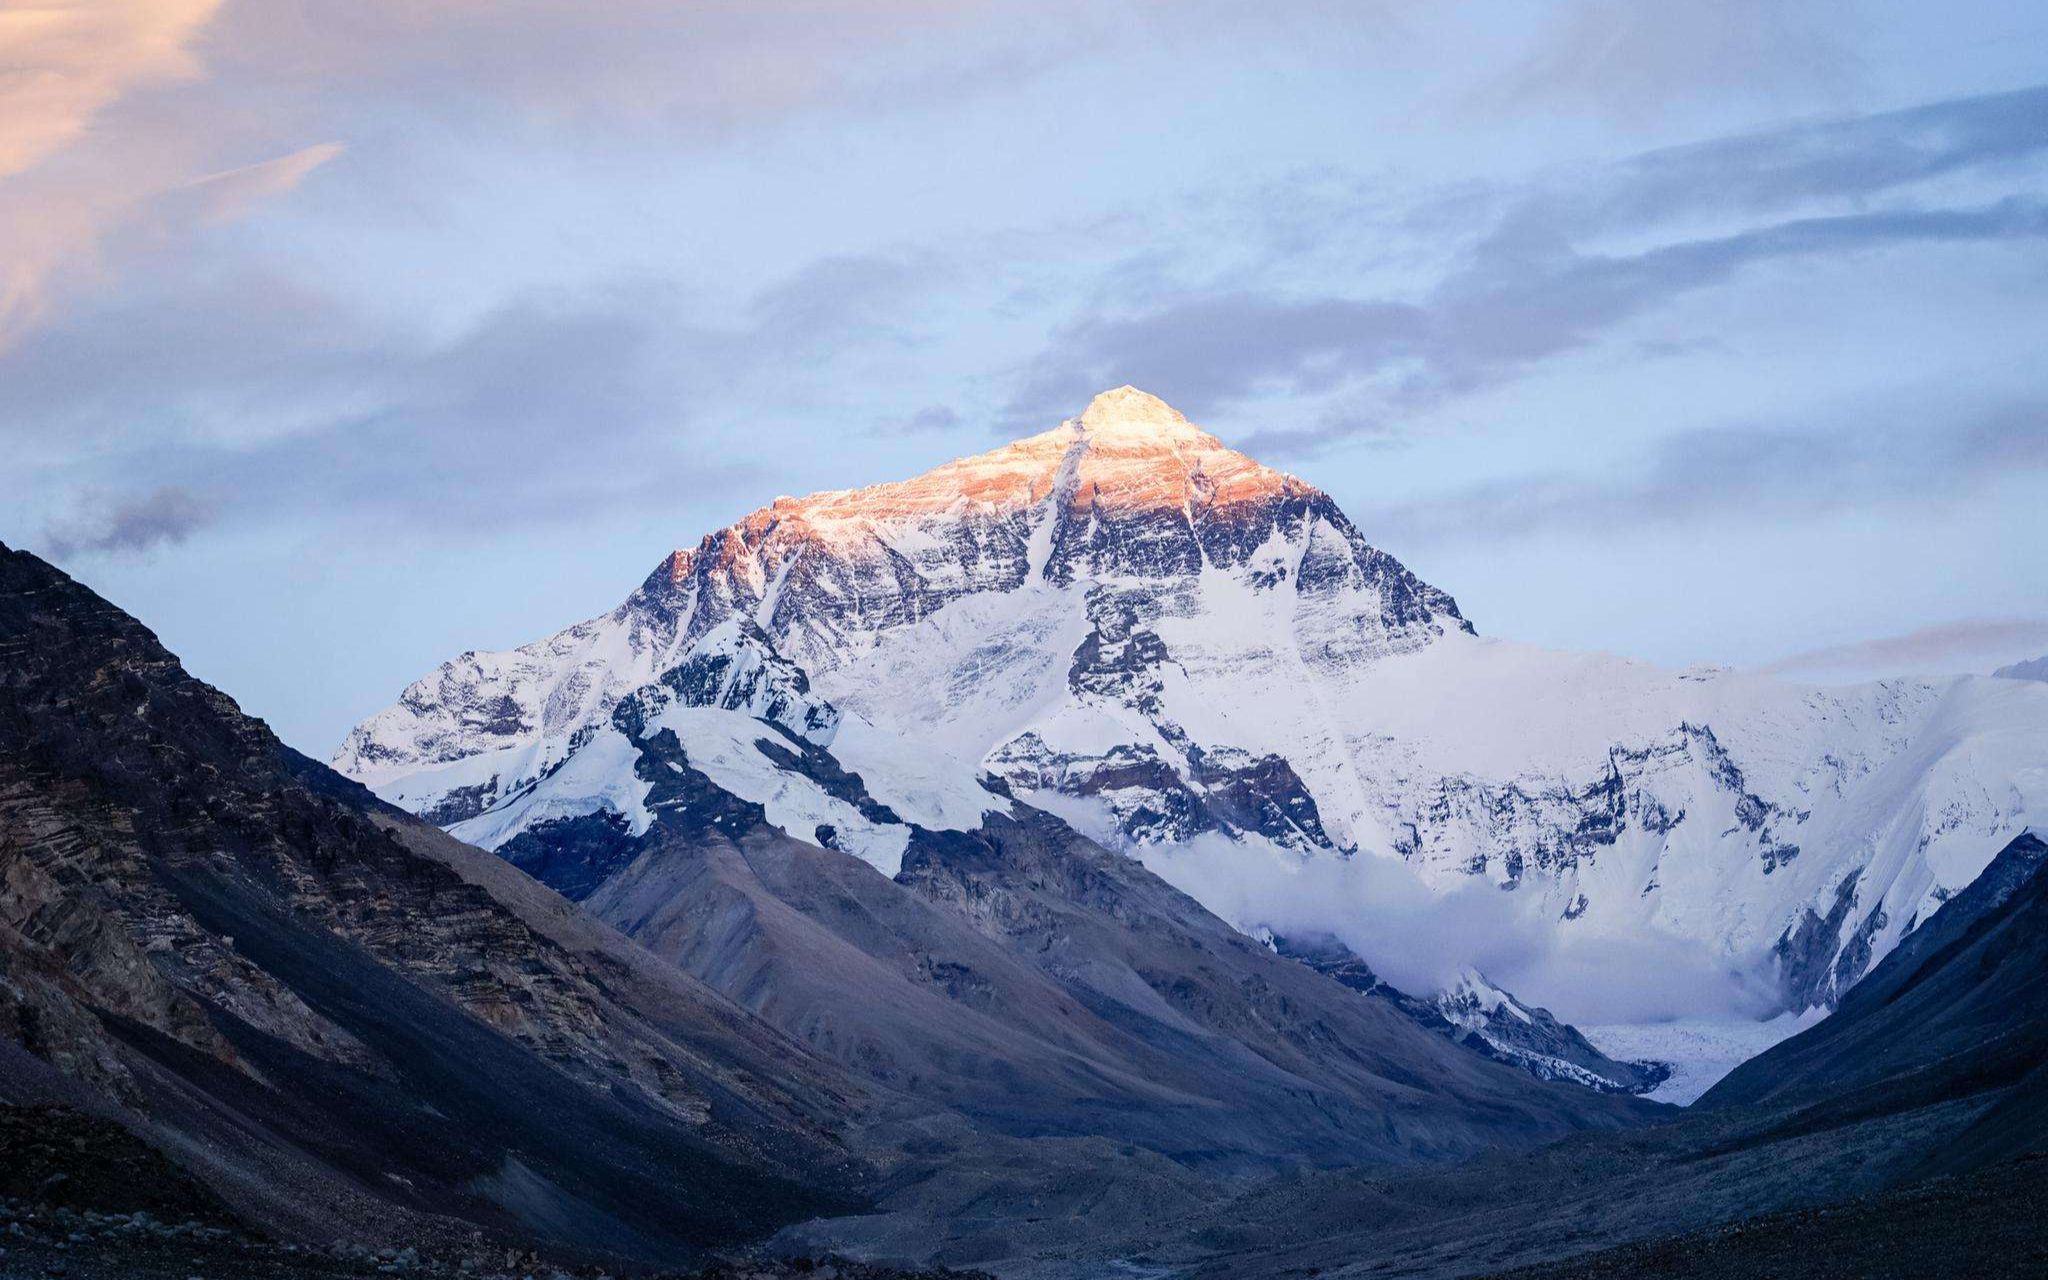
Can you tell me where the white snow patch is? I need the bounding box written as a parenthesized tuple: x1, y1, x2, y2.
(649, 707, 913, 877)
(830, 714, 1010, 832)
(449, 729, 653, 851)
(1581, 1011, 1827, 1105)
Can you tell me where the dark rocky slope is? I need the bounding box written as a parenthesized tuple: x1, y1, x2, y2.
(1473, 1152, 2048, 1280)
(0, 544, 867, 1266)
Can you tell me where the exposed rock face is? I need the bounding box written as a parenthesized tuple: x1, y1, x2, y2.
(0, 544, 864, 1262)
(1429, 969, 1671, 1096)
(338, 389, 2048, 1018)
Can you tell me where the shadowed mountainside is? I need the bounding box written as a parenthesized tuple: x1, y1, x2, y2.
(0, 543, 869, 1266)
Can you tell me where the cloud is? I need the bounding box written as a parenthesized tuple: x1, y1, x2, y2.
(210, 1, 1409, 138)
(0, 0, 222, 177)
(1759, 618, 2048, 679)
(1144, 835, 1776, 1024)
(1360, 399, 2048, 546)
(1005, 83, 2048, 453)
(9, 281, 700, 532)
(43, 485, 214, 558)
(217, 1, 1024, 135)
(1, 1, 1093, 352)
(1560, 83, 2048, 234)
(1006, 292, 1427, 432)
(0, 0, 249, 341)
(171, 142, 346, 224)
(0, 127, 342, 348)
(1234, 406, 1407, 459)
(1482, 0, 1860, 123)
(0, 244, 939, 539)
(878, 405, 964, 436)
(1010, 200, 2048, 448)
(746, 253, 940, 346)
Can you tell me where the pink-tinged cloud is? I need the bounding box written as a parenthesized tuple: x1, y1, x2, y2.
(1479, 0, 1859, 123)
(0, 0, 224, 177)
(1760, 619, 2048, 680)
(176, 141, 346, 223)
(0, 140, 343, 345)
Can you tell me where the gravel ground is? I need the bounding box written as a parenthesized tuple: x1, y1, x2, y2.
(0, 1201, 991, 1280)
(1478, 1152, 2048, 1280)
(0, 1104, 985, 1280)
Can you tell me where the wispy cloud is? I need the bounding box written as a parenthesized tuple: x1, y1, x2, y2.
(0, 245, 944, 537)
(0, 0, 222, 177)
(1359, 399, 2048, 545)
(1479, 0, 1861, 124)
(1758, 618, 2048, 679)
(1009, 201, 2048, 445)
(1554, 82, 2048, 232)
(876, 405, 964, 437)
(1007, 84, 2048, 453)
(171, 142, 347, 224)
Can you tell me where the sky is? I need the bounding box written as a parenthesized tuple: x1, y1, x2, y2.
(3, 0, 2047, 755)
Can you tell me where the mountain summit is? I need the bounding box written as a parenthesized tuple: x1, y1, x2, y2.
(338, 388, 1467, 816)
(338, 391, 2048, 1023)
(1076, 383, 1193, 431)
(638, 383, 1401, 593)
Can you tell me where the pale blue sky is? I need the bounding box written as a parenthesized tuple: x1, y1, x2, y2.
(4, 1, 2046, 752)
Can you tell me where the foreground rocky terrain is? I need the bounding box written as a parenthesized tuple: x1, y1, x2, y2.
(0, 1105, 982, 1280)
(1477, 1154, 2048, 1280)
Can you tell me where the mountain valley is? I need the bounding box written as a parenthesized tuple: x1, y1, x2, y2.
(4, 391, 2046, 1279)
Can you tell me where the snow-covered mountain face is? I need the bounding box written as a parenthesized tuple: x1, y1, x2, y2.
(337, 387, 2048, 1018)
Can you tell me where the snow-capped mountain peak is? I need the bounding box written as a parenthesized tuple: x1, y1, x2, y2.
(1077, 384, 1193, 434)
(652, 384, 1305, 544)
(337, 389, 2048, 1026)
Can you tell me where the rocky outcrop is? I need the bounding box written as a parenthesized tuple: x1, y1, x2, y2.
(1994, 655, 2048, 682)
